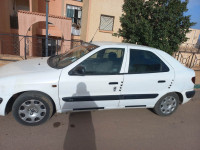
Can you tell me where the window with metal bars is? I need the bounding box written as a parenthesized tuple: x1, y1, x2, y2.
(99, 15, 115, 31)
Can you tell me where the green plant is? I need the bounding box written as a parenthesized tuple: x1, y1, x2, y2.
(114, 0, 196, 55)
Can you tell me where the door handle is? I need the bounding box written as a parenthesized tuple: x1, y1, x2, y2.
(158, 80, 166, 83)
(109, 82, 118, 85)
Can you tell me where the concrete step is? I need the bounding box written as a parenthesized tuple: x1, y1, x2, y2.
(0, 54, 38, 67)
(0, 54, 24, 61)
(0, 60, 16, 65)
(0, 54, 21, 66)
(0, 54, 37, 60)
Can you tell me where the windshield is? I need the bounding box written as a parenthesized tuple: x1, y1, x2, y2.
(47, 42, 99, 69)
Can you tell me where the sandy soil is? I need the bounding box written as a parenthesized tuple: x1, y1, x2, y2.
(0, 91, 200, 150)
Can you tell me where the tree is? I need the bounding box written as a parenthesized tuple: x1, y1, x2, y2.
(114, 0, 196, 55)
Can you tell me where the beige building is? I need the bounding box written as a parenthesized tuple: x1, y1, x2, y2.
(179, 28, 200, 51)
(0, 0, 198, 57)
(62, 0, 123, 42)
(0, 0, 123, 57)
(184, 28, 200, 45)
(79, 0, 123, 42)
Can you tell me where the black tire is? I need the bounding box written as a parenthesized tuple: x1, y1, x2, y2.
(12, 92, 54, 126)
(153, 93, 179, 116)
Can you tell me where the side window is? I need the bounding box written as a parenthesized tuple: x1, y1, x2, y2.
(129, 49, 169, 74)
(79, 48, 124, 75)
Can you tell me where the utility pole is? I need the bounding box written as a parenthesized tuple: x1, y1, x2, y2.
(45, 0, 50, 57)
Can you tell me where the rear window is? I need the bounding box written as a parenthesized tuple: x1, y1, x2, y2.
(128, 49, 169, 74)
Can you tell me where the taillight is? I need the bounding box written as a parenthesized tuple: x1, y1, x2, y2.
(192, 77, 195, 84)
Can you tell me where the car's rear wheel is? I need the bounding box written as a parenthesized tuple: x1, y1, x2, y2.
(153, 93, 179, 116)
(12, 92, 53, 126)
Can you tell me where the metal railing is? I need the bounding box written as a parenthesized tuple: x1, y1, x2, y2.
(174, 43, 200, 68)
(0, 34, 83, 59)
(1, 34, 199, 68)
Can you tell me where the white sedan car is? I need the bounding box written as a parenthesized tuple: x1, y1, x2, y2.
(0, 42, 195, 126)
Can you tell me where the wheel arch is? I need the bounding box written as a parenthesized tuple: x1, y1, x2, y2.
(5, 90, 56, 115)
(175, 92, 183, 104)
(159, 91, 183, 104)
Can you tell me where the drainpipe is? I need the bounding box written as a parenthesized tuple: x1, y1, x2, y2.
(45, 0, 50, 57)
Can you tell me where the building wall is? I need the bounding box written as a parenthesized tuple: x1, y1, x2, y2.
(80, 0, 90, 41)
(0, 0, 31, 34)
(0, 0, 19, 54)
(0, 0, 12, 33)
(30, 0, 38, 12)
(0, 0, 123, 42)
(49, 0, 62, 16)
(38, 0, 46, 14)
(1, 0, 199, 49)
(183, 28, 200, 45)
(85, 0, 123, 42)
(16, 0, 29, 11)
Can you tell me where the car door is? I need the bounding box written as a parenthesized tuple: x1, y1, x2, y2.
(119, 47, 174, 108)
(59, 46, 127, 111)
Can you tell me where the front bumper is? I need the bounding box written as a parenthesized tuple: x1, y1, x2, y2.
(186, 90, 195, 98)
(0, 95, 10, 116)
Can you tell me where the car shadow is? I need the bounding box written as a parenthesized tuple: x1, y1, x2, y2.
(63, 82, 97, 150)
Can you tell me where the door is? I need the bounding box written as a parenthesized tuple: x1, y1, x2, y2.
(42, 38, 56, 57)
(119, 48, 174, 107)
(59, 47, 127, 111)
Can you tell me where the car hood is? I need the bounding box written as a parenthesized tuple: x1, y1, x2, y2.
(0, 57, 56, 78)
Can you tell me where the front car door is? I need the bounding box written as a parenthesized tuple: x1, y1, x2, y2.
(119, 47, 174, 108)
(59, 45, 127, 111)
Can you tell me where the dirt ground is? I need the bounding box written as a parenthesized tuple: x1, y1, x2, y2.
(0, 90, 200, 150)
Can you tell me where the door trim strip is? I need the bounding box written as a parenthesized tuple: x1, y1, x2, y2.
(62, 94, 158, 102)
(125, 105, 146, 108)
(73, 107, 104, 111)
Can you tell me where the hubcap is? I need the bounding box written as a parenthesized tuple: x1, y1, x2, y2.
(160, 96, 177, 115)
(18, 100, 47, 123)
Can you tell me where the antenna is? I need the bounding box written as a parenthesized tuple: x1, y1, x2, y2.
(90, 19, 101, 43)
(89, 16, 113, 43)
(90, 28, 99, 43)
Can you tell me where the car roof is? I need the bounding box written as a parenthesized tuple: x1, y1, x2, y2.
(91, 41, 156, 51)
(91, 41, 187, 70)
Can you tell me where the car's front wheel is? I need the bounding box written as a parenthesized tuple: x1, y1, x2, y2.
(12, 92, 54, 126)
(153, 93, 179, 116)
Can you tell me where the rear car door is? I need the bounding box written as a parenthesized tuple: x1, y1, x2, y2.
(119, 47, 174, 108)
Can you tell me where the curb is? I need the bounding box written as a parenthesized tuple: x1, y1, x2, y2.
(194, 84, 200, 89)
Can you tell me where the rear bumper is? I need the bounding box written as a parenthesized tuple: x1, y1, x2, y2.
(180, 89, 195, 104)
(186, 90, 195, 98)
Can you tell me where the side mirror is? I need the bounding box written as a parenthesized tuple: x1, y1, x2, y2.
(69, 65, 86, 76)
